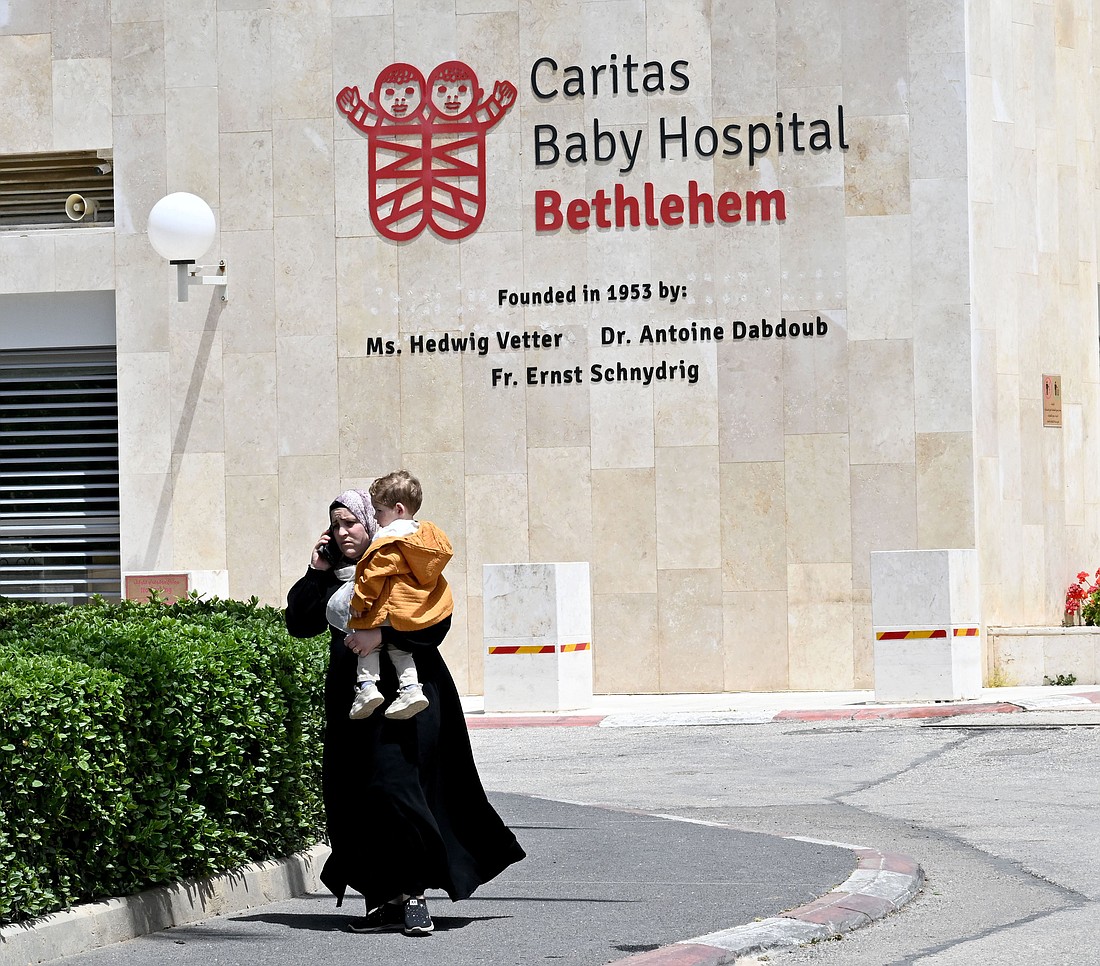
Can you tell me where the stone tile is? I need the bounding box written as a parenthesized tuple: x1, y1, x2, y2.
(276, 335, 339, 456)
(53, 230, 116, 291)
(723, 590, 790, 691)
(849, 339, 915, 465)
(223, 352, 278, 476)
(0, 234, 55, 295)
(226, 474, 282, 602)
(273, 215, 337, 336)
(787, 562, 854, 689)
(52, 0, 110, 57)
(528, 447, 593, 564)
(910, 52, 967, 180)
(843, 115, 911, 217)
(845, 215, 912, 340)
(112, 114, 167, 237)
(463, 473, 530, 582)
(217, 10, 272, 133)
(119, 471, 174, 571)
(220, 133, 274, 232)
(655, 445, 720, 570)
(850, 463, 917, 590)
(842, 0, 908, 114)
(711, 0, 775, 116)
(783, 310, 848, 434)
(0, 35, 52, 151)
(462, 348, 526, 475)
(653, 343, 719, 447)
(336, 353, 402, 480)
(114, 233, 169, 351)
(164, 0, 217, 87)
(277, 454, 343, 581)
(590, 345, 655, 469)
(394, 353, 465, 455)
(111, 20, 165, 117)
(0, 3, 51, 35)
(169, 327, 225, 454)
(272, 1, 333, 120)
(657, 568, 724, 692)
(273, 118, 335, 218)
(52, 58, 112, 150)
(777, 0, 841, 89)
(219, 230, 276, 354)
(591, 468, 656, 595)
(718, 339, 784, 462)
(911, 178, 970, 305)
(721, 461, 786, 592)
(785, 433, 852, 564)
(593, 593, 659, 693)
(172, 453, 227, 568)
(166, 87, 220, 207)
(117, 351, 172, 474)
(916, 432, 976, 547)
(914, 302, 972, 434)
(335, 234, 400, 357)
(780, 185, 846, 312)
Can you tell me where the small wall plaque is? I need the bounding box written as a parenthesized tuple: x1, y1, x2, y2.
(124, 572, 190, 603)
(1043, 374, 1062, 428)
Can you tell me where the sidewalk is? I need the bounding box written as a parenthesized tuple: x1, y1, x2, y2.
(461, 684, 1100, 729)
(4, 685, 1095, 966)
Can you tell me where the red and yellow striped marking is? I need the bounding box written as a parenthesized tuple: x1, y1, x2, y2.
(876, 629, 948, 640)
(487, 642, 591, 655)
(487, 644, 555, 655)
(953, 627, 980, 636)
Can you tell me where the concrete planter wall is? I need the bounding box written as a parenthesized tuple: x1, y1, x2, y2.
(989, 627, 1100, 685)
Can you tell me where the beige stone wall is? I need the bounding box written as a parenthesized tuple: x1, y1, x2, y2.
(966, 0, 1100, 636)
(5, 0, 1092, 693)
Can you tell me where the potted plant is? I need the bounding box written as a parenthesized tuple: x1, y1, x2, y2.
(1064, 570, 1100, 625)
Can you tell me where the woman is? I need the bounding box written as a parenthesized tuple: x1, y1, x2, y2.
(285, 488, 525, 936)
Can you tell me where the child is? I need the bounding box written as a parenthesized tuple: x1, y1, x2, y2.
(344, 470, 454, 721)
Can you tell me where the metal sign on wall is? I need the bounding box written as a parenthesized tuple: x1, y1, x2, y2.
(1043, 374, 1062, 427)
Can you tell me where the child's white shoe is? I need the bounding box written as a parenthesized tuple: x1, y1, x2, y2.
(385, 684, 429, 720)
(349, 681, 385, 719)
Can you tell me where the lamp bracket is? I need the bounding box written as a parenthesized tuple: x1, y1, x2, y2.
(173, 260, 228, 302)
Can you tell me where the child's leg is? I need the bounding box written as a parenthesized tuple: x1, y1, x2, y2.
(384, 644, 419, 689)
(356, 648, 381, 684)
(382, 643, 428, 720)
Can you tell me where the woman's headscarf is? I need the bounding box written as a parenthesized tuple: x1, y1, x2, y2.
(330, 488, 379, 543)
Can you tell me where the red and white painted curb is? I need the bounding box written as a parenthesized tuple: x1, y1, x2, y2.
(465, 689, 1100, 730)
(606, 843, 924, 965)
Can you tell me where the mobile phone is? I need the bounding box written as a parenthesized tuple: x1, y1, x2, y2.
(317, 528, 345, 566)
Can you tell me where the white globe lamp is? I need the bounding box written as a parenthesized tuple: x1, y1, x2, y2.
(147, 192, 227, 301)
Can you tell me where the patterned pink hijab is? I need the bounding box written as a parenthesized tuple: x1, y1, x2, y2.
(330, 488, 379, 543)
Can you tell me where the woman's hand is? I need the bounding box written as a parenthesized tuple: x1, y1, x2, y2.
(345, 628, 382, 656)
(311, 531, 333, 570)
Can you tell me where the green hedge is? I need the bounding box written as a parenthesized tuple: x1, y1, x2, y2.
(0, 595, 327, 927)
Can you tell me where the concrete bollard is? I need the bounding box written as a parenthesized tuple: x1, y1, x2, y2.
(870, 549, 982, 702)
(482, 562, 593, 712)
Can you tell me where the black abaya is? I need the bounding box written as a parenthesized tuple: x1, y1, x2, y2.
(285, 566, 525, 908)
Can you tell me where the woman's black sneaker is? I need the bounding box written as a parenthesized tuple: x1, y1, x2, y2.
(403, 896, 434, 936)
(348, 901, 404, 932)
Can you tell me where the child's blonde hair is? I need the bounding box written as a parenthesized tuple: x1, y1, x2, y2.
(370, 469, 423, 515)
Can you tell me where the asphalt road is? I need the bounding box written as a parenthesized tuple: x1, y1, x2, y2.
(471, 711, 1100, 965)
(40, 709, 1100, 965)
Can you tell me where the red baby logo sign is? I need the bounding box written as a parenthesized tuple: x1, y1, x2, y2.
(337, 61, 517, 242)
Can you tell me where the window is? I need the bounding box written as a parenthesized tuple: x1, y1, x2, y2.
(0, 347, 120, 602)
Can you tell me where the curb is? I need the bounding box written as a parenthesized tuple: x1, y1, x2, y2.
(606, 844, 924, 965)
(0, 844, 331, 966)
(465, 690, 1100, 729)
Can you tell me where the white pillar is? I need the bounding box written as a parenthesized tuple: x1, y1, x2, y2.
(482, 562, 593, 712)
(870, 550, 982, 701)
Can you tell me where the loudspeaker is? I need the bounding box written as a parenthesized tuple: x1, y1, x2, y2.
(65, 193, 99, 222)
